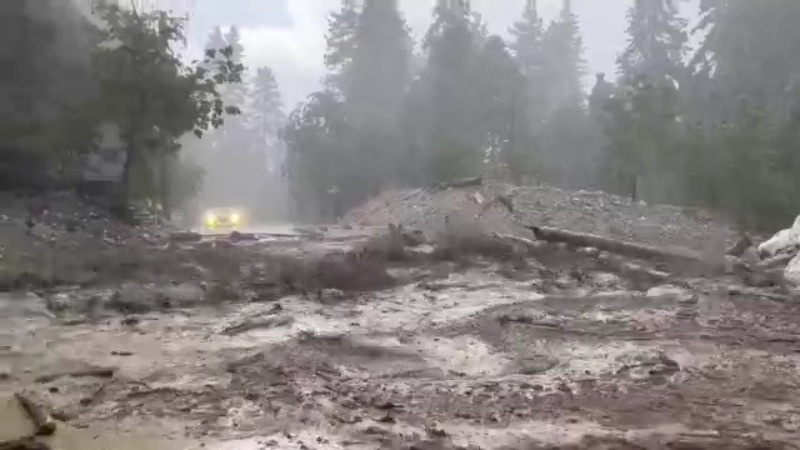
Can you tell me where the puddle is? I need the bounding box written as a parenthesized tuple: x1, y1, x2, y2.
(0, 395, 186, 450)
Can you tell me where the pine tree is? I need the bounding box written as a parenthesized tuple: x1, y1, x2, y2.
(248, 67, 285, 158)
(509, 0, 544, 82)
(418, 0, 482, 157)
(542, 0, 586, 109)
(246, 66, 287, 219)
(222, 26, 248, 111)
(618, 0, 687, 85)
(201, 26, 227, 73)
(693, 0, 800, 116)
(344, 0, 411, 126)
(324, 0, 361, 91)
(343, 0, 413, 191)
(474, 35, 526, 177)
(509, 0, 548, 132)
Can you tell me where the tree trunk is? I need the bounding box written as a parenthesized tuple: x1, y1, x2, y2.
(159, 153, 173, 219)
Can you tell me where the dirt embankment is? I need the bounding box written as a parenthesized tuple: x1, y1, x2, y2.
(344, 181, 740, 251)
(1, 184, 799, 450)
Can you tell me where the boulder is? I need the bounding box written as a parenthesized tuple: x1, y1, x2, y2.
(785, 253, 800, 288)
(759, 215, 800, 258)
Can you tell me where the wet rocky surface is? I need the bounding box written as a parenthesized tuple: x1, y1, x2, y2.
(2, 216, 800, 450)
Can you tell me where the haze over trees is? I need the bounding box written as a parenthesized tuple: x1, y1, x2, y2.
(285, 0, 800, 229)
(2, 0, 800, 231)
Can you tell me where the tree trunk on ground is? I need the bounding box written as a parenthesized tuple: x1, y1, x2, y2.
(529, 225, 733, 274)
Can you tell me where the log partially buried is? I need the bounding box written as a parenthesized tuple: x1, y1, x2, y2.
(529, 225, 731, 273)
(14, 390, 56, 436)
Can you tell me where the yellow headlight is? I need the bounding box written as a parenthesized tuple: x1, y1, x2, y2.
(230, 213, 241, 224)
(205, 213, 217, 227)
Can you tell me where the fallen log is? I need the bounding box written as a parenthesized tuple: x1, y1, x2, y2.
(757, 252, 797, 271)
(221, 315, 294, 336)
(491, 233, 543, 255)
(529, 225, 731, 273)
(14, 390, 56, 436)
(34, 367, 115, 384)
(168, 231, 203, 243)
(595, 251, 674, 288)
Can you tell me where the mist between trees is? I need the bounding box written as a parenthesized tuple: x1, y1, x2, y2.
(3, 0, 800, 231)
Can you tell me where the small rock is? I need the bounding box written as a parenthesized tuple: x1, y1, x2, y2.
(46, 292, 73, 314)
(160, 283, 205, 307)
(121, 316, 140, 326)
(518, 356, 558, 375)
(318, 288, 347, 303)
(590, 272, 621, 287)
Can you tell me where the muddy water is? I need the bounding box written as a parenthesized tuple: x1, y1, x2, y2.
(0, 396, 187, 450)
(4, 263, 800, 449)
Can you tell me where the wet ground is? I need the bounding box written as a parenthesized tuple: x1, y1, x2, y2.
(1, 226, 800, 449)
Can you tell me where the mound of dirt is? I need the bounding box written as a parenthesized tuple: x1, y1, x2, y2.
(344, 181, 740, 251)
(342, 186, 530, 239)
(0, 191, 169, 290)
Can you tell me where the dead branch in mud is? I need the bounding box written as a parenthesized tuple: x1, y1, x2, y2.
(433, 176, 482, 191)
(594, 251, 673, 284)
(34, 367, 115, 384)
(529, 225, 732, 273)
(491, 233, 542, 254)
(14, 390, 56, 436)
(726, 233, 753, 257)
(221, 314, 294, 336)
(168, 231, 203, 243)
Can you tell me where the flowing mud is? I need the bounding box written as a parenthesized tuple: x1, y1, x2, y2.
(1, 225, 799, 449)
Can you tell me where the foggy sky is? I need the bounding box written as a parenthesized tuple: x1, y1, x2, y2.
(183, 0, 698, 110)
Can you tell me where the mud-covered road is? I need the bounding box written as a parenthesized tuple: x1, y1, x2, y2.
(2, 222, 800, 450)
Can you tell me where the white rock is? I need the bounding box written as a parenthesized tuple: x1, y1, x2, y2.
(46, 292, 73, 314)
(759, 215, 800, 257)
(646, 285, 694, 303)
(785, 253, 800, 287)
(590, 272, 620, 287)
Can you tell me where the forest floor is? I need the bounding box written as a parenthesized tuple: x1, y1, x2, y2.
(1, 184, 798, 450)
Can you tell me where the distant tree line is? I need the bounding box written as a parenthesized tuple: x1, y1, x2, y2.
(284, 0, 591, 220)
(285, 0, 800, 230)
(5, 0, 800, 231)
(596, 0, 800, 230)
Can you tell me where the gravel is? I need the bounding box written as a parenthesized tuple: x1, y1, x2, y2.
(344, 181, 740, 251)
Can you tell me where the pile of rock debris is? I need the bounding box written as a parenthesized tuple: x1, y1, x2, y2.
(344, 178, 740, 251)
(756, 215, 800, 290)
